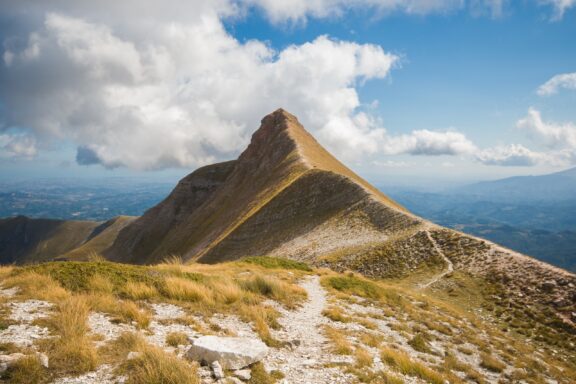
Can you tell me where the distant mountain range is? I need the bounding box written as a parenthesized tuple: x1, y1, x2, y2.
(455, 167, 576, 203)
(386, 167, 576, 272)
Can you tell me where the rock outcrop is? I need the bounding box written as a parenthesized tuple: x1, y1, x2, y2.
(186, 336, 269, 370)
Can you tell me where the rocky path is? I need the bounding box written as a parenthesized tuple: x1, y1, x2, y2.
(263, 275, 353, 384)
(420, 229, 454, 289)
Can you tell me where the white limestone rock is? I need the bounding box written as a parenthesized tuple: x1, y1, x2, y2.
(186, 336, 268, 370)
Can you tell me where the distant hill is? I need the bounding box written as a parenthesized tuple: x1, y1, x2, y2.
(455, 167, 576, 202)
(387, 167, 576, 272)
(0, 215, 135, 264)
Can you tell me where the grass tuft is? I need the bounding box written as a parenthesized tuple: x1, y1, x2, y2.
(3, 272, 69, 302)
(165, 332, 189, 347)
(122, 342, 199, 384)
(241, 256, 312, 272)
(381, 347, 445, 384)
(323, 325, 352, 355)
(162, 277, 213, 304)
(480, 353, 506, 373)
(122, 281, 158, 300)
(248, 362, 283, 384)
(408, 333, 432, 354)
(41, 295, 98, 375)
(1, 355, 46, 384)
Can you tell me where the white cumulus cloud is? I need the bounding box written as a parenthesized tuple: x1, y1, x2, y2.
(517, 108, 576, 150)
(475, 144, 545, 166)
(475, 109, 576, 167)
(537, 72, 576, 96)
(0, 7, 399, 170)
(383, 129, 477, 156)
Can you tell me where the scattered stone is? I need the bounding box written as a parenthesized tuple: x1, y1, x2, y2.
(51, 364, 124, 384)
(186, 336, 268, 370)
(287, 339, 301, 349)
(233, 369, 251, 381)
(541, 280, 557, 292)
(0, 324, 51, 347)
(225, 378, 244, 384)
(88, 312, 135, 346)
(0, 287, 19, 297)
(0, 353, 25, 373)
(36, 352, 49, 368)
(211, 360, 224, 379)
(8, 300, 53, 322)
(127, 351, 141, 360)
(150, 303, 186, 320)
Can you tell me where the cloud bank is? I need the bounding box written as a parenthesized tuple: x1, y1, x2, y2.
(0, 2, 487, 170)
(0, 1, 574, 171)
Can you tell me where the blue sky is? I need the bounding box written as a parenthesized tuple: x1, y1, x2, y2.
(0, 1, 575, 187)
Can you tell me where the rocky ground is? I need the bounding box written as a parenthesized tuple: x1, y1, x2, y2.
(1, 259, 574, 384)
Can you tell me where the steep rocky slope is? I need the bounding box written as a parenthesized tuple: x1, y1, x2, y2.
(106, 109, 419, 265)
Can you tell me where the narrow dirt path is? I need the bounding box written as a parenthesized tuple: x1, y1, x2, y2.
(420, 229, 454, 289)
(263, 275, 353, 384)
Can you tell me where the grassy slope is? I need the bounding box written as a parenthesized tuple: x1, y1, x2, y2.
(0, 217, 100, 264)
(61, 216, 136, 261)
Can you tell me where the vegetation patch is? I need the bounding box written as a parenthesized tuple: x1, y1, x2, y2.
(122, 342, 199, 384)
(480, 353, 506, 373)
(1, 355, 47, 384)
(381, 347, 445, 384)
(323, 325, 353, 355)
(166, 332, 189, 347)
(248, 362, 284, 384)
(40, 295, 99, 375)
(408, 333, 433, 354)
(323, 274, 381, 299)
(18, 261, 202, 293)
(241, 256, 312, 272)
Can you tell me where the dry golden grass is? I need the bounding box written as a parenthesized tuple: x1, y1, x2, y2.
(322, 306, 351, 322)
(3, 272, 70, 302)
(359, 332, 383, 348)
(480, 352, 506, 373)
(380, 347, 445, 384)
(354, 346, 373, 368)
(162, 277, 214, 305)
(41, 295, 99, 375)
(85, 293, 150, 328)
(238, 304, 282, 347)
(98, 332, 146, 363)
(123, 342, 199, 384)
(0, 265, 14, 280)
(239, 274, 306, 309)
(165, 332, 189, 347)
(122, 281, 158, 300)
(323, 325, 352, 355)
(1, 355, 46, 384)
(210, 279, 243, 304)
(87, 273, 114, 294)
